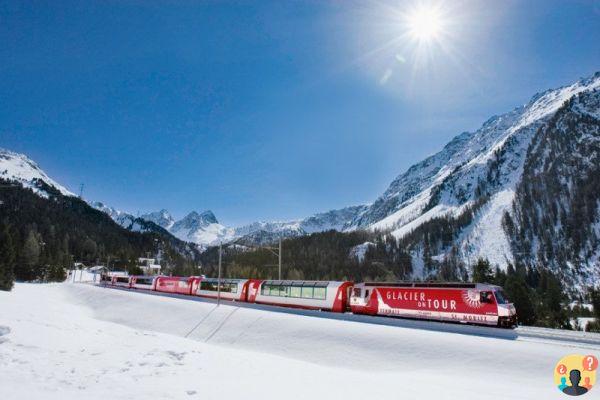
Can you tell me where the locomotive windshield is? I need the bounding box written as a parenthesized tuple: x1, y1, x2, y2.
(494, 290, 510, 304)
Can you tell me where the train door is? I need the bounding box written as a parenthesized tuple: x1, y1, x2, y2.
(240, 280, 250, 302)
(346, 285, 353, 312)
(246, 280, 262, 303)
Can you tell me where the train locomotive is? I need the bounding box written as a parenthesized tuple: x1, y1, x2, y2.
(104, 275, 517, 328)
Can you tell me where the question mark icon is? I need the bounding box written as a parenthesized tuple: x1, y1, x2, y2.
(583, 355, 598, 371)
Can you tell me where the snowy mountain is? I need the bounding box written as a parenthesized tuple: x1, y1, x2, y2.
(0, 148, 74, 197)
(351, 72, 600, 288)
(90, 201, 138, 229)
(129, 205, 369, 247)
(139, 209, 175, 230)
(168, 211, 234, 246)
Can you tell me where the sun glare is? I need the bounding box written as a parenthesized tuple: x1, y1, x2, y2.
(407, 6, 443, 41)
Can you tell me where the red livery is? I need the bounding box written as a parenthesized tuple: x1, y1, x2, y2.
(350, 282, 517, 327)
(99, 275, 517, 328)
(155, 276, 201, 296)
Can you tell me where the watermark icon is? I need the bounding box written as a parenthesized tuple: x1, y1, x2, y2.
(554, 354, 597, 396)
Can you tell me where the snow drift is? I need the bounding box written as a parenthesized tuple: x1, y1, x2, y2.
(1, 283, 598, 399)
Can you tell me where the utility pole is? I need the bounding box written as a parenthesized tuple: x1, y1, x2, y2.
(278, 238, 282, 280)
(217, 242, 222, 306)
(105, 255, 110, 284)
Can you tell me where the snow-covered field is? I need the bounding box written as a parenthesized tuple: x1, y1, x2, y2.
(1, 283, 598, 399)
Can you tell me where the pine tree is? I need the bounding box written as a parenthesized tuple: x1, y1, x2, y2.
(504, 274, 535, 325)
(591, 288, 600, 320)
(0, 223, 16, 291)
(20, 229, 41, 280)
(472, 258, 493, 283)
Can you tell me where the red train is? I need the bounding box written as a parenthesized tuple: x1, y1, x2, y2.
(104, 275, 517, 328)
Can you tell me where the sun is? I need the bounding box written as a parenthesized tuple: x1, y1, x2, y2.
(407, 6, 443, 41)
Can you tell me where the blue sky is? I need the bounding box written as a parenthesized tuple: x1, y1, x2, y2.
(1, 0, 599, 225)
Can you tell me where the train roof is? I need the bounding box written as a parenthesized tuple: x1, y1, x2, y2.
(263, 280, 331, 287)
(361, 282, 500, 289)
(201, 277, 247, 284)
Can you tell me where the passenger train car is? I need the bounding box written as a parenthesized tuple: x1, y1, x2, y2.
(102, 275, 517, 328)
(196, 278, 251, 301)
(154, 276, 201, 296)
(248, 280, 353, 312)
(110, 275, 132, 288)
(130, 275, 157, 290)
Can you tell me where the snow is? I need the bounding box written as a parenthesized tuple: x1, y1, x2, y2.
(67, 269, 101, 283)
(0, 148, 74, 196)
(460, 189, 516, 267)
(569, 302, 594, 312)
(571, 318, 596, 331)
(2, 283, 599, 399)
(349, 241, 374, 262)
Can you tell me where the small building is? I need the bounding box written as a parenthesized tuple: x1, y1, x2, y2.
(138, 257, 161, 275)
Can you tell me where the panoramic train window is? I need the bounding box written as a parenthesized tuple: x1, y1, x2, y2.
(301, 286, 314, 298)
(200, 281, 238, 293)
(260, 282, 327, 300)
(290, 286, 301, 298)
(313, 287, 326, 300)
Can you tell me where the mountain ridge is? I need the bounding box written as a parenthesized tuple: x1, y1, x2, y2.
(2, 72, 599, 288)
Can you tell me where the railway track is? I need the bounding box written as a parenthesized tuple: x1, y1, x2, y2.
(91, 283, 600, 349)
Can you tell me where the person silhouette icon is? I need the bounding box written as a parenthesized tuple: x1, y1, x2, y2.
(562, 369, 588, 396)
(558, 377, 568, 391)
(582, 376, 592, 390)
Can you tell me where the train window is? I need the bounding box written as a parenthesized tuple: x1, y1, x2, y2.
(290, 286, 301, 298)
(202, 281, 217, 291)
(480, 291, 493, 303)
(365, 290, 370, 298)
(352, 288, 361, 297)
(494, 290, 509, 304)
(313, 287, 326, 300)
(301, 286, 314, 298)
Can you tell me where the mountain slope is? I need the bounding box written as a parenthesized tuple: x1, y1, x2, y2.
(355, 72, 600, 285)
(169, 211, 234, 246)
(0, 177, 200, 283)
(0, 148, 74, 197)
(139, 209, 175, 230)
(506, 88, 600, 289)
